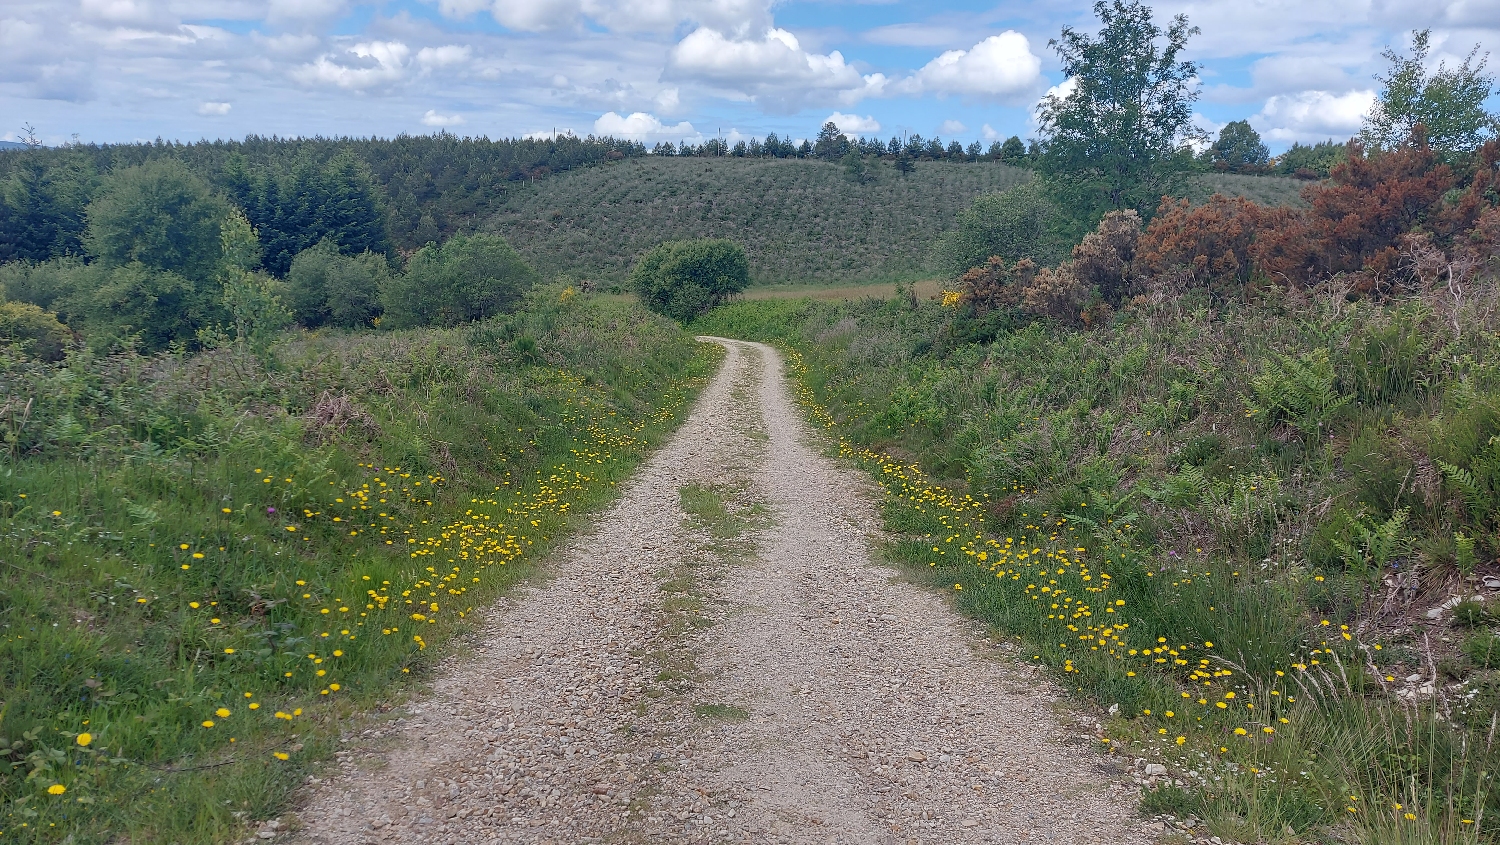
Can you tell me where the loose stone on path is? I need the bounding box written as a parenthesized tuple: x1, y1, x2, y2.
(288, 339, 1149, 845)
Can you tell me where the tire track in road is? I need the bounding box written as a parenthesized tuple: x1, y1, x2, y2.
(289, 339, 1149, 845)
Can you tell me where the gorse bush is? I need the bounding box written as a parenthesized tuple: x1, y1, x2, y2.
(0, 301, 69, 362)
(931, 181, 1070, 276)
(631, 238, 749, 323)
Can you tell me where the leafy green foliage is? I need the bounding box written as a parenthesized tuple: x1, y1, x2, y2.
(0, 300, 69, 362)
(1037, 0, 1203, 222)
(381, 233, 538, 329)
(69, 262, 218, 351)
(1272, 141, 1348, 179)
(285, 240, 388, 329)
(1209, 120, 1270, 173)
(932, 181, 1070, 275)
(631, 238, 749, 323)
(83, 159, 232, 282)
(1363, 29, 1499, 157)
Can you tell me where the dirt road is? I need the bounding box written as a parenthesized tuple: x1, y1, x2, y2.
(291, 339, 1149, 845)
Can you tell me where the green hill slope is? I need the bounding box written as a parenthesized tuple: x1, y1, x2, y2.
(488, 158, 1031, 286)
(487, 157, 1308, 287)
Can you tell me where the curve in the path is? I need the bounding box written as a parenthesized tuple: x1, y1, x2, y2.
(289, 339, 1149, 845)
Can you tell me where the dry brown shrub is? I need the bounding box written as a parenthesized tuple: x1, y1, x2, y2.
(304, 390, 381, 442)
(956, 255, 1037, 317)
(1138, 195, 1262, 294)
(1020, 265, 1089, 324)
(1069, 210, 1141, 305)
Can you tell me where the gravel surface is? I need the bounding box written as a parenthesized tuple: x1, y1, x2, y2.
(287, 339, 1151, 845)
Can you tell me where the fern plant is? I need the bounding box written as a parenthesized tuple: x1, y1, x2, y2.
(1329, 508, 1411, 577)
(1246, 348, 1352, 435)
(1437, 435, 1500, 539)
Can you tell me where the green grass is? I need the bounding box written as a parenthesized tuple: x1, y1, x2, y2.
(692, 703, 749, 721)
(0, 289, 719, 843)
(694, 286, 1500, 844)
(1181, 172, 1309, 207)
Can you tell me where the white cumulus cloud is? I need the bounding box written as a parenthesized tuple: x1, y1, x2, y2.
(293, 41, 410, 90)
(938, 119, 966, 136)
(594, 111, 696, 140)
(416, 45, 472, 69)
(1253, 89, 1375, 143)
(667, 27, 886, 110)
(899, 32, 1041, 101)
(441, 0, 770, 34)
(197, 101, 231, 115)
(421, 109, 466, 127)
(825, 111, 880, 136)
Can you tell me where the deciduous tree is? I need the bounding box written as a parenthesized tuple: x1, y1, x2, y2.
(1036, 0, 1203, 223)
(630, 238, 749, 323)
(1364, 29, 1499, 157)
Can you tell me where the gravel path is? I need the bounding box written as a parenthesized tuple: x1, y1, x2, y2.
(288, 339, 1151, 845)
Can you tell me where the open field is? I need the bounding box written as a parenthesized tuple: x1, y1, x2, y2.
(740, 278, 947, 302)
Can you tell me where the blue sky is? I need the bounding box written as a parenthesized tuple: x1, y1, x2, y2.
(2, 0, 1498, 152)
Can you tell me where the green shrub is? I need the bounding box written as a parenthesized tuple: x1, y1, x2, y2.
(381, 232, 538, 328)
(82, 159, 232, 282)
(286, 239, 388, 328)
(932, 180, 1069, 276)
(65, 261, 222, 351)
(631, 238, 749, 323)
(0, 257, 86, 312)
(1453, 600, 1489, 628)
(0, 300, 70, 361)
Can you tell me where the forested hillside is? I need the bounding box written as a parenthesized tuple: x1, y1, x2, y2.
(491, 158, 1026, 286)
(0, 134, 644, 262)
(488, 157, 1305, 287)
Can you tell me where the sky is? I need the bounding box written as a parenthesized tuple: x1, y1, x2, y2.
(2, 0, 1499, 153)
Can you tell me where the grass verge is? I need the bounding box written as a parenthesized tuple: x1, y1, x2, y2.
(0, 289, 720, 843)
(695, 292, 1500, 844)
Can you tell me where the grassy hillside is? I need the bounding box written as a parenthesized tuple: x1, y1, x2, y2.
(696, 287, 1500, 844)
(490, 158, 1029, 286)
(488, 157, 1307, 287)
(1181, 171, 1311, 206)
(0, 291, 716, 843)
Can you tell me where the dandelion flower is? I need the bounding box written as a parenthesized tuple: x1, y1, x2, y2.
(215, 708, 231, 718)
(47, 784, 66, 795)
(273, 751, 290, 761)
(76, 733, 92, 747)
